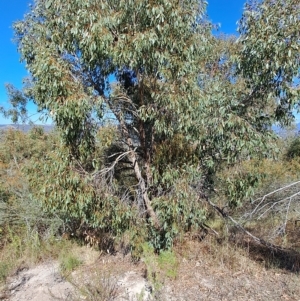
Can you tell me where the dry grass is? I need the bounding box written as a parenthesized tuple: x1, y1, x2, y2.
(2, 232, 300, 301)
(0, 230, 79, 285)
(167, 236, 300, 300)
(1, 217, 300, 301)
(63, 232, 300, 299)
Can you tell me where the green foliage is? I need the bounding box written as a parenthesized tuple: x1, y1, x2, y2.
(59, 253, 82, 274)
(215, 151, 300, 218)
(237, 0, 300, 126)
(0, 129, 69, 282)
(0, 262, 10, 283)
(141, 242, 178, 296)
(0, 129, 63, 233)
(2, 0, 299, 251)
(157, 250, 178, 279)
(150, 183, 206, 250)
(25, 141, 135, 235)
(285, 136, 300, 160)
(221, 169, 262, 208)
(0, 84, 28, 124)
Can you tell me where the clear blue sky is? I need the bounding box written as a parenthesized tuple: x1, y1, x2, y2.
(0, 0, 246, 124)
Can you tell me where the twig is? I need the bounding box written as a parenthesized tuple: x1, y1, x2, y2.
(283, 196, 294, 234)
(202, 222, 219, 236)
(92, 149, 134, 177)
(13, 155, 20, 170)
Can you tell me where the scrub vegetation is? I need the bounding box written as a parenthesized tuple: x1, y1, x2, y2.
(0, 0, 300, 299)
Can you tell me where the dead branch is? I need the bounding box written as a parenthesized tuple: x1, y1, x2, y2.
(255, 191, 300, 220)
(92, 150, 133, 178)
(201, 192, 286, 251)
(238, 180, 300, 236)
(249, 180, 300, 218)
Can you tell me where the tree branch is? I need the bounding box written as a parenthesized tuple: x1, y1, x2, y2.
(106, 97, 160, 229)
(200, 192, 286, 251)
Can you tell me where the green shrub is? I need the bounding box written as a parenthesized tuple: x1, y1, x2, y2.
(60, 254, 82, 274)
(285, 136, 300, 160)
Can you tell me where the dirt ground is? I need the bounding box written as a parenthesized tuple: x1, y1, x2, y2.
(4, 262, 74, 301)
(1, 239, 300, 301)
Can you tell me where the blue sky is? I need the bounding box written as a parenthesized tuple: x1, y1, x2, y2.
(0, 0, 246, 124)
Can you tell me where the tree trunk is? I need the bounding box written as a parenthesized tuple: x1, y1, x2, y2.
(109, 104, 160, 229)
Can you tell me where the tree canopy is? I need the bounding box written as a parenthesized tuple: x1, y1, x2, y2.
(4, 0, 300, 249)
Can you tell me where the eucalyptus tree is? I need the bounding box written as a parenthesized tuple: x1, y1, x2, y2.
(237, 0, 300, 125)
(11, 0, 300, 248)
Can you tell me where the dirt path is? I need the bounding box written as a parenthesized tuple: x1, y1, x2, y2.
(5, 262, 74, 301)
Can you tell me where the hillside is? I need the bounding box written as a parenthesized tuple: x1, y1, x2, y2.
(0, 124, 55, 133)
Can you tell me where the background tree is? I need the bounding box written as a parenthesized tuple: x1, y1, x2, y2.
(237, 0, 300, 125)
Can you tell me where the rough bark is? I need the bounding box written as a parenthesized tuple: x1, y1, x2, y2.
(109, 102, 160, 229)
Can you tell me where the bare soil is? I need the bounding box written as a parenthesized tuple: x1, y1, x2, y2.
(4, 262, 73, 301)
(2, 239, 300, 301)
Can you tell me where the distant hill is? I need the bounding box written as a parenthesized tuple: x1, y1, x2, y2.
(1, 123, 299, 137)
(0, 124, 55, 133)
